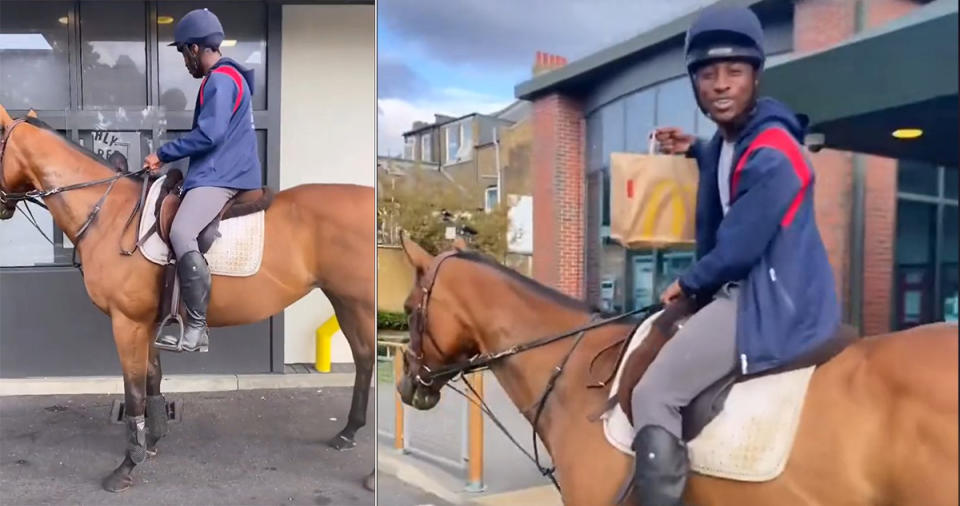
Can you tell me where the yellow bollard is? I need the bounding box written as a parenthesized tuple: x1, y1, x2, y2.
(315, 316, 339, 373)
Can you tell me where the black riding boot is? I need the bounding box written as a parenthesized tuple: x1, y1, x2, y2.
(177, 251, 211, 352)
(156, 251, 210, 352)
(627, 425, 689, 506)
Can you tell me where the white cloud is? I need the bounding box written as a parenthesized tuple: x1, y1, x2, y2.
(378, 90, 513, 156)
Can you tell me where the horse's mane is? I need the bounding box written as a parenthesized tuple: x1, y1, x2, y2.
(21, 117, 118, 171)
(453, 250, 622, 318)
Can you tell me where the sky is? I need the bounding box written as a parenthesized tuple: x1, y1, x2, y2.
(377, 0, 715, 156)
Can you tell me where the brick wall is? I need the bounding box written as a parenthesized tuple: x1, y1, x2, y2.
(532, 93, 585, 298)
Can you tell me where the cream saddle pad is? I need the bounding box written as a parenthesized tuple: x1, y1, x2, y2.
(602, 310, 816, 482)
(137, 175, 265, 277)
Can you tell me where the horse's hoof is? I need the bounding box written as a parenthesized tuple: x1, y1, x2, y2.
(146, 447, 158, 458)
(328, 434, 356, 451)
(102, 470, 133, 493)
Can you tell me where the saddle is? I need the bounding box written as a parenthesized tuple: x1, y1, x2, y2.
(590, 298, 858, 442)
(151, 169, 274, 349)
(154, 169, 274, 253)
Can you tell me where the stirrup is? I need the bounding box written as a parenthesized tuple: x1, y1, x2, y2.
(152, 313, 210, 352)
(153, 313, 185, 352)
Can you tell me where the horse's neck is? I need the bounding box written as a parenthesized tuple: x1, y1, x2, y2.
(24, 135, 136, 244)
(471, 282, 630, 454)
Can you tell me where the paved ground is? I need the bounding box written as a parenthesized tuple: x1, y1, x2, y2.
(0, 388, 374, 506)
(378, 357, 553, 497)
(376, 472, 454, 506)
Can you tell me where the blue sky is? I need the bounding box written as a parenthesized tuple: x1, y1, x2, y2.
(377, 0, 713, 156)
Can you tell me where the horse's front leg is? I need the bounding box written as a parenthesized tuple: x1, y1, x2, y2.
(102, 313, 151, 493)
(145, 346, 167, 456)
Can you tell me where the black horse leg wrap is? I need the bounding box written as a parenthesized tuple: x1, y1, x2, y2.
(126, 415, 147, 464)
(145, 395, 168, 439)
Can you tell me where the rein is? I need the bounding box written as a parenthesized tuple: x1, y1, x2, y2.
(407, 248, 662, 491)
(0, 117, 152, 270)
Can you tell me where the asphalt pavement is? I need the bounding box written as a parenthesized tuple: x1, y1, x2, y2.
(0, 387, 374, 506)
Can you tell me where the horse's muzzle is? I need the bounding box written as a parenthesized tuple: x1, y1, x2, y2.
(397, 375, 441, 410)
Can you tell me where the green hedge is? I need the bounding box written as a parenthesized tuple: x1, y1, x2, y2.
(377, 311, 408, 331)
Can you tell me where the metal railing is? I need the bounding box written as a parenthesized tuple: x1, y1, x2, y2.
(378, 340, 486, 491)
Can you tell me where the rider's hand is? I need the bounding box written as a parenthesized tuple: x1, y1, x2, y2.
(653, 127, 695, 155)
(143, 153, 163, 173)
(660, 280, 686, 305)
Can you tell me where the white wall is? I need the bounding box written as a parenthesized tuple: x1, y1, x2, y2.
(280, 5, 375, 364)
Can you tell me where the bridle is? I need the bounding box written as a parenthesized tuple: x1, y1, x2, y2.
(0, 117, 151, 270)
(404, 248, 662, 491)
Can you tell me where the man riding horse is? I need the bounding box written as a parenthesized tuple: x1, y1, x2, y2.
(143, 8, 261, 353)
(626, 5, 840, 505)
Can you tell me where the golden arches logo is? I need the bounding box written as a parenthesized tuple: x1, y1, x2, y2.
(634, 178, 696, 239)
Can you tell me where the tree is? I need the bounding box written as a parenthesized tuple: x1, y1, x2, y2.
(378, 170, 511, 261)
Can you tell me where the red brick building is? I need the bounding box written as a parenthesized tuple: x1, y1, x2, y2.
(516, 0, 957, 334)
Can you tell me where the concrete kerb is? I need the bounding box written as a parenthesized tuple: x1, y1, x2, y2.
(0, 372, 359, 396)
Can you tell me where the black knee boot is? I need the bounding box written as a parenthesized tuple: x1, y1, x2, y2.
(175, 251, 210, 352)
(625, 425, 689, 506)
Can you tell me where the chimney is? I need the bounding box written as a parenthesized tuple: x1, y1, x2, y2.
(532, 51, 568, 77)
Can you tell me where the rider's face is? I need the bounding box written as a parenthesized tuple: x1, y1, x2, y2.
(180, 44, 204, 79)
(694, 60, 757, 127)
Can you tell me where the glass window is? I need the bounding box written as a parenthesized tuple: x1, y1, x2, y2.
(421, 133, 432, 162)
(625, 88, 656, 154)
(0, 1, 71, 110)
(461, 122, 473, 158)
(655, 78, 696, 135)
(944, 166, 957, 200)
(600, 100, 625, 169)
(941, 205, 958, 323)
(403, 137, 415, 160)
(80, 1, 147, 108)
(445, 124, 460, 163)
(894, 200, 937, 329)
(157, 2, 267, 111)
(0, 207, 56, 267)
(897, 159, 938, 196)
(657, 251, 695, 297)
(484, 187, 498, 212)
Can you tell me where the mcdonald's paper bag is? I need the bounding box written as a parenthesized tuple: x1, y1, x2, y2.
(610, 152, 698, 249)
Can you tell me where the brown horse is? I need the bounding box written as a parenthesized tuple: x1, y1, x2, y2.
(396, 236, 959, 505)
(0, 106, 375, 492)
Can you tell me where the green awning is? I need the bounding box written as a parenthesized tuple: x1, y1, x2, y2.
(761, 0, 958, 166)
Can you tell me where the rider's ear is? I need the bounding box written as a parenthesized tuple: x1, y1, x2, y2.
(399, 231, 433, 274)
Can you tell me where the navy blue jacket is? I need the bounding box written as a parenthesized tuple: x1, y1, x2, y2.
(679, 97, 840, 375)
(157, 58, 261, 192)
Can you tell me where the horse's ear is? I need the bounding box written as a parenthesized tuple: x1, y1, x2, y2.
(0, 104, 11, 129)
(452, 237, 468, 252)
(399, 231, 433, 274)
(26, 109, 38, 119)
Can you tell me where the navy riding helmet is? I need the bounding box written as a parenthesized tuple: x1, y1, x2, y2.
(684, 4, 766, 74)
(168, 8, 224, 50)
